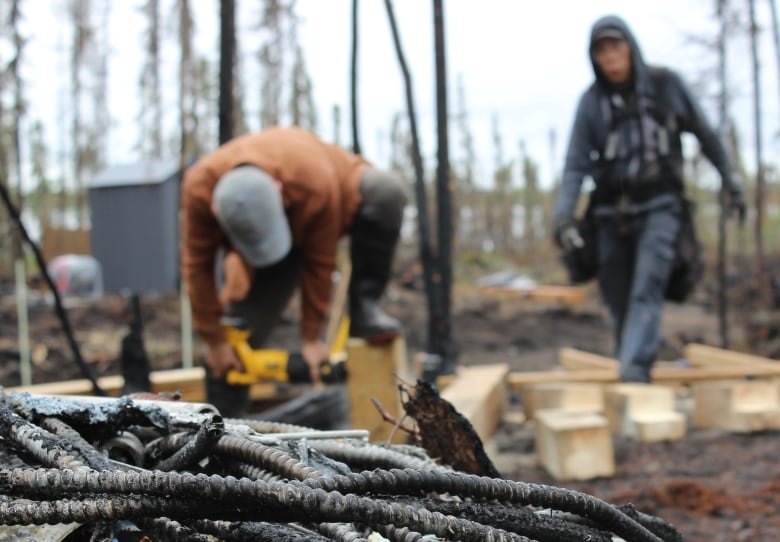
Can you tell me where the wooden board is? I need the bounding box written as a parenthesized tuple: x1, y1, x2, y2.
(684, 343, 779, 367)
(440, 363, 510, 443)
(345, 337, 409, 444)
(509, 369, 620, 388)
(478, 285, 588, 308)
(525, 286, 588, 307)
(508, 362, 780, 390)
(8, 367, 286, 405)
(8, 375, 126, 397)
(559, 348, 618, 371)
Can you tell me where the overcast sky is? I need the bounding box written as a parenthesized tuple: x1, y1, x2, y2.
(20, 0, 780, 190)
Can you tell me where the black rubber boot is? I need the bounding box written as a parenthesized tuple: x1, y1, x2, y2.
(348, 222, 402, 344)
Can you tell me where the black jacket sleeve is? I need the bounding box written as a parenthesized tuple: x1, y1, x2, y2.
(554, 91, 601, 221)
(670, 70, 742, 193)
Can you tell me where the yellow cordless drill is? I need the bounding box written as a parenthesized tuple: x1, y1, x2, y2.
(223, 317, 349, 386)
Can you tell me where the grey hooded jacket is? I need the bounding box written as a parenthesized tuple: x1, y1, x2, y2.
(554, 15, 741, 221)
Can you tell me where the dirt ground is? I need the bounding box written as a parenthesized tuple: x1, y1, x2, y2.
(2, 278, 780, 541)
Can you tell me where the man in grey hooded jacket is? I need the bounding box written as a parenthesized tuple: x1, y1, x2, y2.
(554, 15, 746, 382)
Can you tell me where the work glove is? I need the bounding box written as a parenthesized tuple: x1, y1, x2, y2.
(726, 186, 747, 226)
(554, 217, 585, 253)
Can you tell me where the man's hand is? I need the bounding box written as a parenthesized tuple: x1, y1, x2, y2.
(205, 341, 244, 379)
(554, 218, 585, 253)
(727, 187, 747, 225)
(301, 340, 329, 384)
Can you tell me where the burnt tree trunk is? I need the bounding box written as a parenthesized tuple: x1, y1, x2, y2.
(219, 0, 235, 145)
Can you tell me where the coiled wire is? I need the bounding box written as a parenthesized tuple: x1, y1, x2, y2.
(0, 394, 682, 542)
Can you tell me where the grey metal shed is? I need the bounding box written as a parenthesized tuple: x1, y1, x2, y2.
(88, 159, 183, 294)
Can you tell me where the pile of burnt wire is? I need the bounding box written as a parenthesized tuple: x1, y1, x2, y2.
(0, 392, 683, 542)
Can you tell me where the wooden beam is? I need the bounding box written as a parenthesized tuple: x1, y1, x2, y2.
(8, 367, 287, 405)
(440, 363, 509, 443)
(345, 337, 409, 444)
(510, 369, 620, 388)
(526, 286, 588, 307)
(558, 348, 618, 371)
(8, 376, 125, 397)
(509, 362, 780, 390)
(477, 285, 588, 308)
(684, 343, 779, 367)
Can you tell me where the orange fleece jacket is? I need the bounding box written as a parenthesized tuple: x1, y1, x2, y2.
(180, 127, 368, 346)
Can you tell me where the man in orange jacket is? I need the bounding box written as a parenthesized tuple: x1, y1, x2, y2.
(181, 126, 407, 416)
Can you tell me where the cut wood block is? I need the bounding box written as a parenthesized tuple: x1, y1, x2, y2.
(724, 408, 780, 432)
(522, 382, 604, 420)
(346, 336, 409, 444)
(441, 363, 510, 443)
(558, 348, 619, 371)
(478, 285, 588, 308)
(535, 410, 614, 481)
(628, 412, 686, 442)
(525, 286, 588, 307)
(603, 383, 676, 437)
(684, 344, 779, 367)
(692, 380, 780, 432)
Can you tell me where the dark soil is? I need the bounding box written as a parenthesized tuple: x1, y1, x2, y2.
(2, 280, 779, 541)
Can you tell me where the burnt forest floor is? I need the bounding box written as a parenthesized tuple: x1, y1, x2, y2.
(1, 273, 780, 541)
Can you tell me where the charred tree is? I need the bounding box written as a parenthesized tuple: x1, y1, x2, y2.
(138, 0, 163, 158)
(491, 114, 513, 253)
(0, 19, 9, 276)
(9, 0, 24, 264)
(433, 0, 455, 374)
(68, 0, 105, 227)
(350, 0, 361, 154)
(93, 0, 109, 170)
(520, 140, 539, 250)
(29, 121, 52, 232)
(770, 0, 780, 119)
(218, 0, 235, 144)
(258, 0, 285, 128)
(716, 0, 733, 348)
(257, 0, 314, 131)
(232, 39, 248, 137)
(0, 182, 104, 395)
(69, 0, 88, 228)
(174, 0, 197, 163)
(288, 44, 316, 130)
(455, 74, 477, 251)
(120, 294, 152, 395)
(383, 0, 443, 376)
(748, 0, 769, 306)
